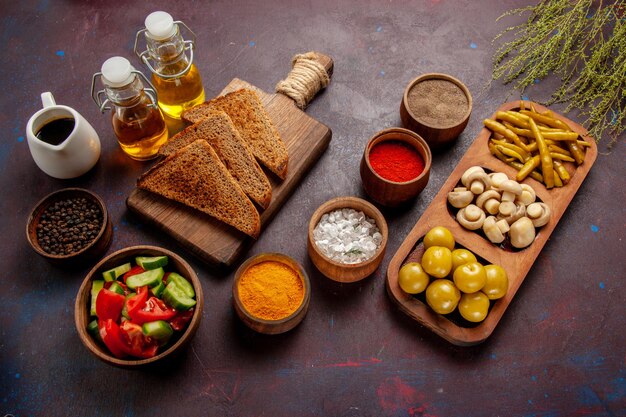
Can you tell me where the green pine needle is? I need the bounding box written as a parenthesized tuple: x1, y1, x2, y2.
(492, 0, 625, 148)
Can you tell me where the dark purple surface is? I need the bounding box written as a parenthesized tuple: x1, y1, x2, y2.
(1, 1, 625, 416)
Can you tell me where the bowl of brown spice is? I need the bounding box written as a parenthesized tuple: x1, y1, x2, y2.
(400, 73, 472, 149)
(26, 188, 113, 266)
(233, 253, 311, 335)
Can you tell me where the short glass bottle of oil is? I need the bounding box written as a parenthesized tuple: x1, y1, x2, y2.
(134, 11, 205, 120)
(91, 56, 169, 160)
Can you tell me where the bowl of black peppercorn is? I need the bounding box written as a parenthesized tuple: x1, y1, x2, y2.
(26, 188, 113, 267)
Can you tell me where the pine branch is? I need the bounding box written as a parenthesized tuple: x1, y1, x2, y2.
(492, 0, 625, 147)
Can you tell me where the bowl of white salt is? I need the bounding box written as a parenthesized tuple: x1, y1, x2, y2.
(307, 196, 388, 283)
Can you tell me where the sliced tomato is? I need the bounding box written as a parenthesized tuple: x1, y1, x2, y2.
(119, 321, 158, 359)
(122, 265, 145, 284)
(130, 297, 177, 325)
(95, 288, 125, 321)
(169, 308, 194, 332)
(98, 319, 128, 359)
(126, 285, 177, 325)
(126, 286, 149, 318)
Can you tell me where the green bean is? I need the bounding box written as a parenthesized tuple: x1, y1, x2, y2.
(496, 145, 526, 163)
(488, 141, 510, 163)
(491, 139, 530, 161)
(507, 160, 544, 182)
(549, 152, 576, 162)
(553, 168, 563, 187)
(484, 119, 531, 152)
(516, 156, 540, 182)
(528, 117, 554, 189)
(553, 160, 571, 184)
(565, 140, 585, 165)
(548, 144, 572, 156)
(520, 110, 571, 131)
(496, 111, 527, 128)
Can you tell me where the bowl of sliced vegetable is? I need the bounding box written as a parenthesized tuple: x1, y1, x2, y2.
(75, 245, 203, 367)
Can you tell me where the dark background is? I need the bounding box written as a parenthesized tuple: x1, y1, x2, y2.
(1, 1, 624, 416)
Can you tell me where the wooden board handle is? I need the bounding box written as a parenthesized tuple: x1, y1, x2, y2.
(313, 52, 334, 78)
(276, 52, 334, 108)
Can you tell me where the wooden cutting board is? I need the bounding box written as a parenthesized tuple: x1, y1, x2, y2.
(127, 54, 333, 269)
(386, 101, 597, 346)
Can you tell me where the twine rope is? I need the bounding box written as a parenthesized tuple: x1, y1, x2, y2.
(276, 52, 329, 109)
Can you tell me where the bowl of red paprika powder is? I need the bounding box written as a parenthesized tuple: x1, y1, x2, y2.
(360, 128, 432, 207)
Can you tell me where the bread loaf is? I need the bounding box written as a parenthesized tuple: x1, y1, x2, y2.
(182, 89, 289, 180)
(138, 139, 261, 238)
(159, 111, 272, 209)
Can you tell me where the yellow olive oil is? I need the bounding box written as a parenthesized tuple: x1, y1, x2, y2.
(112, 101, 169, 160)
(151, 63, 205, 119)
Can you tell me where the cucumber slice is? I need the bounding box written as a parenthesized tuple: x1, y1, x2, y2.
(90, 280, 104, 316)
(135, 256, 169, 270)
(101, 262, 132, 282)
(126, 267, 164, 290)
(162, 282, 196, 311)
(166, 272, 195, 298)
(142, 320, 173, 341)
(87, 319, 101, 342)
(121, 292, 135, 320)
(151, 279, 166, 298)
(108, 281, 125, 296)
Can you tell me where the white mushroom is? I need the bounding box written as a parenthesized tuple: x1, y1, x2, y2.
(483, 216, 505, 244)
(466, 170, 492, 195)
(496, 219, 510, 234)
(498, 201, 527, 225)
(457, 204, 486, 230)
(476, 190, 501, 215)
(484, 199, 501, 215)
(499, 179, 523, 202)
(461, 166, 485, 187)
(509, 217, 536, 248)
(447, 187, 474, 209)
(489, 172, 509, 190)
(498, 201, 516, 217)
(526, 202, 551, 227)
(516, 184, 537, 206)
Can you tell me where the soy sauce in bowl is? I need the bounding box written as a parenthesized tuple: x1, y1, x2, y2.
(36, 117, 75, 145)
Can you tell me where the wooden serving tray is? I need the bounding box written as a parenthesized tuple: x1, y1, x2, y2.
(127, 57, 333, 268)
(386, 101, 597, 346)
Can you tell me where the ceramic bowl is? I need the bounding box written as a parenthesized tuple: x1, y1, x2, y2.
(400, 73, 472, 149)
(360, 128, 432, 207)
(307, 196, 388, 282)
(74, 245, 203, 368)
(26, 188, 112, 267)
(233, 253, 311, 335)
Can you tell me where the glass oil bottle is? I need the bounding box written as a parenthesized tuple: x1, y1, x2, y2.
(91, 56, 169, 160)
(134, 11, 205, 120)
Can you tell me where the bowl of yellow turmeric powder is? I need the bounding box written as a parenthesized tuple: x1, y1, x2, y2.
(233, 253, 311, 335)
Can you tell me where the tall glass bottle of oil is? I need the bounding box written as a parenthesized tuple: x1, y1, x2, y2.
(91, 56, 168, 160)
(134, 11, 205, 119)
